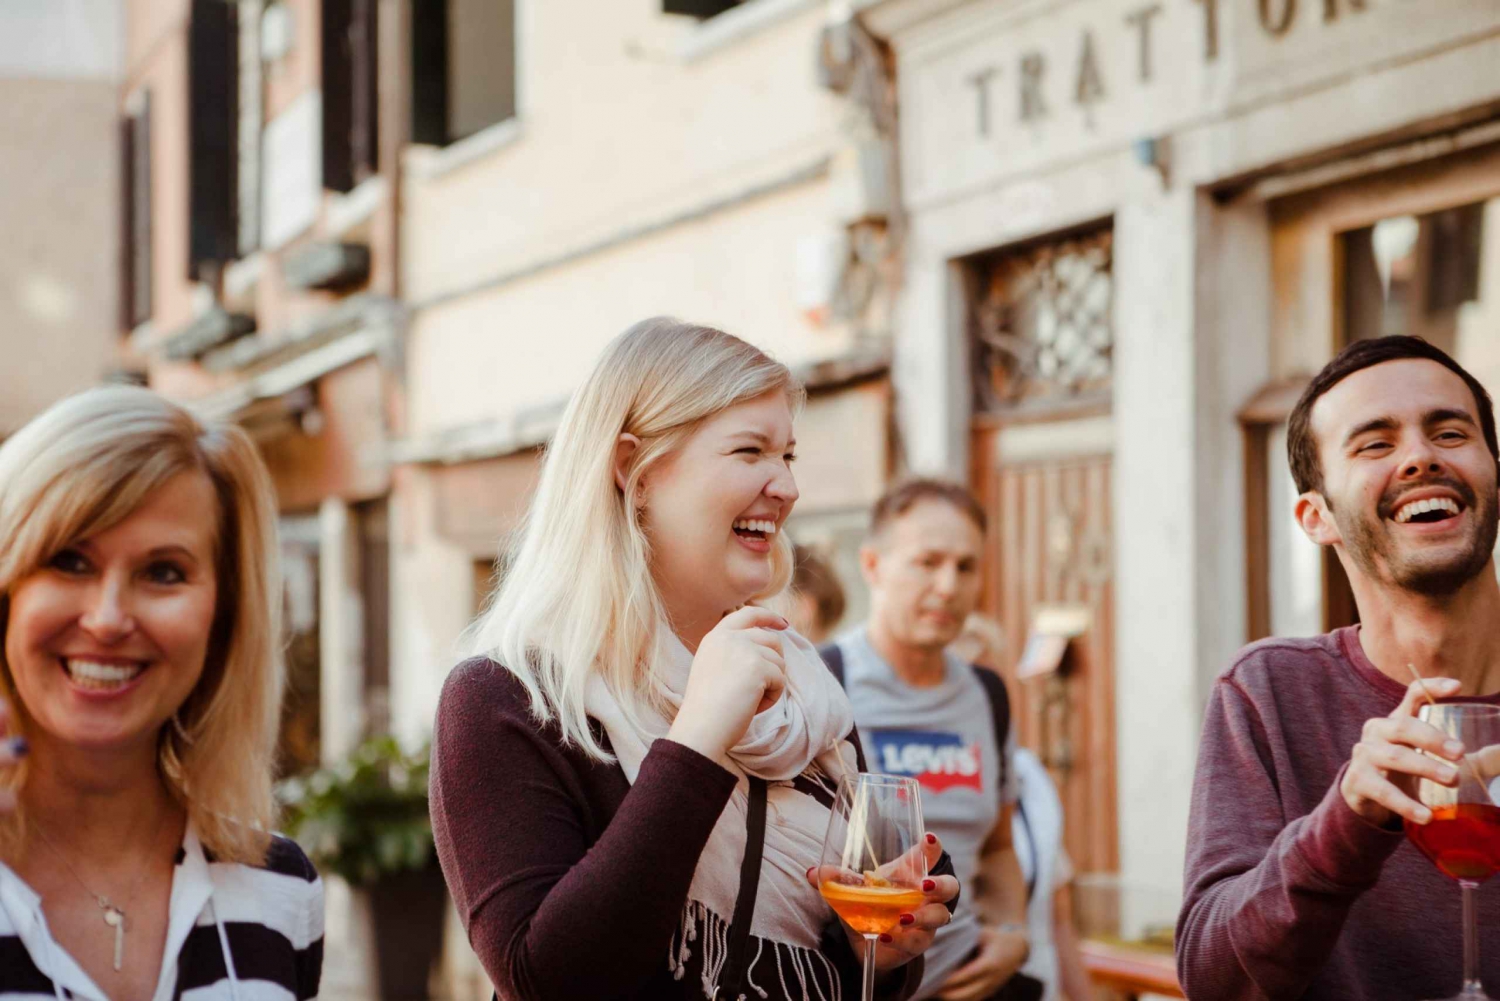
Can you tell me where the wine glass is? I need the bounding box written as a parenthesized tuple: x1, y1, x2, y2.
(1406, 703, 1500, 1000)
(817, 773, 926, 1001)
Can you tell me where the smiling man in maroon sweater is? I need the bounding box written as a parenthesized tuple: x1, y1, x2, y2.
(1178, 335, 1500, 1000)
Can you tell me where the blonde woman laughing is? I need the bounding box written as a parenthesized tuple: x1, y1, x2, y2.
(431, 318, 960, 1001)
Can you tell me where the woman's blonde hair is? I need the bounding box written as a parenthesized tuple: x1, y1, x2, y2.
(466, 317, 803, 760)
(0, 386, 283, 864)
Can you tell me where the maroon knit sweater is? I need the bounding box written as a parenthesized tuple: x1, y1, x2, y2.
(1178, 627, 1500, 999)
(430, 657, 927, 1001)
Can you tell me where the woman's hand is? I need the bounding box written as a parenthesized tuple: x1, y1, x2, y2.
(0, 700, 26, 812)
(667, 606, 789, 765)
(807, 833, 960, 972)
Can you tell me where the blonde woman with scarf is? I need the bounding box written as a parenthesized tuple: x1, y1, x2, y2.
(431, 318, 959, 1001)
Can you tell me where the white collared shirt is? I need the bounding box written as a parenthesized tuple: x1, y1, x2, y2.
(0, 827, 323, 1001)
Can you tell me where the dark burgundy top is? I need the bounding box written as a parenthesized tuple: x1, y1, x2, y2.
(430, 657, 926, 1001)
(1178, 627, 1500, 1000)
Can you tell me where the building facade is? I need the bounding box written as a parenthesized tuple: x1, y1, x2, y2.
(123, 0, 904, 996)
(0, 1, 124, 429)
(387, 2, 907, 994)
(122, 0, 406, 993)
(861, 0, 1500, 956)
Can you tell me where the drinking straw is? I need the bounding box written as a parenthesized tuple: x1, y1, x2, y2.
(1407, 662, 1495, 806)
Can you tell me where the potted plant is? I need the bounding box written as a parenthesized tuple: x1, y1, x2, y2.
(278, 735, 444, 1001)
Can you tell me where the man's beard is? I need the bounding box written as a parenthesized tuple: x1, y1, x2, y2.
(1334, 477, 1500, 597)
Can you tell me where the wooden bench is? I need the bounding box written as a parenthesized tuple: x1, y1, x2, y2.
(1080, 938, 1184, 999)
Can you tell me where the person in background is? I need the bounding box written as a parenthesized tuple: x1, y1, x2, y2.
(0, 386, 323, 1001)
(430, 318, 959, 1001)
(948, 613, 1006, 671)
(822, 479, 1032, 1001)
(1008, 749, 1094, 1001)
(950, 615, 1094, 1001)
(1178, 336, 1500, 998)
(790, 543, 847, 644)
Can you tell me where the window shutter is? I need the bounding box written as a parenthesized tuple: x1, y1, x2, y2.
(188, 0, 239, 274)
(351, 0, 379, 181)
(120, 113, 136, 331)
(410, 0, 448, 146)
(662, 0, 740, 17)
(322, 0, 355, 192)
(127, 95, 153, 328)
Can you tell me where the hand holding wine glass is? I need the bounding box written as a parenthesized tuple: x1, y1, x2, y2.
(1405, 702, 1500, 1001)
(810, 774, 959, 1000)
(1342, 676, 1466, 827)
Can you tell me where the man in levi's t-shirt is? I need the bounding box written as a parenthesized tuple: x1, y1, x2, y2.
(828, 479, 1031, 1001)
(1179, 335, 1500, 1000)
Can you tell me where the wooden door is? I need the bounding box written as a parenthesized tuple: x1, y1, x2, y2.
(972, 425, 1119, 875)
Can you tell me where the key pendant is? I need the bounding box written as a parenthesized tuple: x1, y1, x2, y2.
(103, 906, 124, 971)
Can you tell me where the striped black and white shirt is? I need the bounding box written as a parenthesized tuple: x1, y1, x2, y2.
(0, 827, 323, 1001)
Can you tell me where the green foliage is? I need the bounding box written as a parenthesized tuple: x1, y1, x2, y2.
(276, 735, 435, 887)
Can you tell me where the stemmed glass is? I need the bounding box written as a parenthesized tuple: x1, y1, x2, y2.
(817, 774, 927, 1001)
(1406, 703, 1500, 1000)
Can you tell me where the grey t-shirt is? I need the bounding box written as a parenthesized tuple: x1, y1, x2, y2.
(836, 629, 1019, 1000)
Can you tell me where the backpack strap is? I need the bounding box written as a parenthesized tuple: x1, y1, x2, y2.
(719, 776, 769, 1000)
(970, 666, 1014, 796)
(818, 641, 845, 686)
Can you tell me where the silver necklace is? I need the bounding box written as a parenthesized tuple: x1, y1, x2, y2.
(32, 811, 167, 973)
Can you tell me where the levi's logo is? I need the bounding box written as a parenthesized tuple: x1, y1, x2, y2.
(868, 730, 983, 793)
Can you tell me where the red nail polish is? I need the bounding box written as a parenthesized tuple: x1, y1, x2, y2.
(879, 934, 893, 943)
(806, 867, 816, 880)
(926, 833, 937, 845)
(899, 913, 914, 926)
(922, 879, 936, 892)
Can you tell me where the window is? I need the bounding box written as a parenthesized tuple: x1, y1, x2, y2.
(323, 0, 380, 191)
(663, 0, 745, 16)
(278, 516, 322, 777)
(355, 498, 390, 735)
(411, 0, 516, 147)
(188, 0, 239, 276)
(121, 92, 152, 329)
(1341, 201, 1487, 352)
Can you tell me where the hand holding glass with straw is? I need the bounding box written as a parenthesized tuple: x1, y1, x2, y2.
(1405, 663, 1500, 1000)
(813, 773, 953, 1001)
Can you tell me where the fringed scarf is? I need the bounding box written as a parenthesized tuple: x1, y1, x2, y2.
(585, 623, 859, 1000)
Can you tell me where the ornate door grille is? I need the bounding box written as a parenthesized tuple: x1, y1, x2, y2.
(971, 227, 1114, 412)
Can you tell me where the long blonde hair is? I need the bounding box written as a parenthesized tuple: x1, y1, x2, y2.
(466, 318, 803, 760)
(0, 386, 284, 864)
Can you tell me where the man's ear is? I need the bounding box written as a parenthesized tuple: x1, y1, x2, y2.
(613, 434, 641, 494)
(859, 542, 881, 589)
(1295, 491, 1341, 547)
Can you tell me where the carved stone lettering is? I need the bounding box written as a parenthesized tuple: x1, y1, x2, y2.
(1075, 30, 1106, 114)
(1193, 0, 1221, 61)
(969, 66, 1001, 138)
(1020, 52, 1048, 122)
(1323, 0, 1366, 20)
(1125, 4, 1163, 83)
(1259, 0, 1296, 35)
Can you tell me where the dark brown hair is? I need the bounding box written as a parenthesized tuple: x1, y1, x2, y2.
(791, 544, 846, 632)
(1286, 335, 1499, 495)
(869, 478, 987, 538)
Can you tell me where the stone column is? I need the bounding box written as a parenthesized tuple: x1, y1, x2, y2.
(1112, 179, 1271, 933)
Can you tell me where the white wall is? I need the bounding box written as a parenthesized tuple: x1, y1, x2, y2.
(0, 0, 120, 80)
